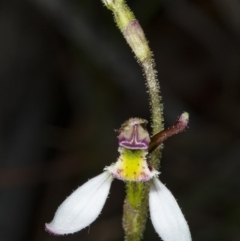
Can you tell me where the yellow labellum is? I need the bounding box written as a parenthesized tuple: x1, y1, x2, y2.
(107, 147, 157, 182)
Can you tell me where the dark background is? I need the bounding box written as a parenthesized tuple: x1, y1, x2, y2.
(0, 0, 240, 240)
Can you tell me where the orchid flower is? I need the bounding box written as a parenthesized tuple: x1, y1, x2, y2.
(46, 115, 191, 241)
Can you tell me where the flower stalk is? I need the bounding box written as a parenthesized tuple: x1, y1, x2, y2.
(101, 0, 163, 136)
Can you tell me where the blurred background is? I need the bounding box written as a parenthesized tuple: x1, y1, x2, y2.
(0, 0, 240, 240)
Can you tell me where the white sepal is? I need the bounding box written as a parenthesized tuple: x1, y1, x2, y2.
(149, 177, 192, 241)
(46, 171, 113, 235)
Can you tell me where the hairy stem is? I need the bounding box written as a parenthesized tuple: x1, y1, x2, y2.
(101, 1, 163, 240)
(123, 182, 150, 241)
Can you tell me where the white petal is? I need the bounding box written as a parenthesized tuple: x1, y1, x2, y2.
(46, 171, 113, 235)
(149, 177, 192, 241)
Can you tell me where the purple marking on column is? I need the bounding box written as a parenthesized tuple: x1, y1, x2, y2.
(117, 118, 150, 150)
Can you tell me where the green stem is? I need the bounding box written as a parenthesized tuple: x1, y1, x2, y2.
(101, 1, 163, 240)
(123, 182, 150, 241)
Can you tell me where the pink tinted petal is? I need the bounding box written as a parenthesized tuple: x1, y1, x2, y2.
(149, 177, 191, 241)
(46, 171, 113, 235)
